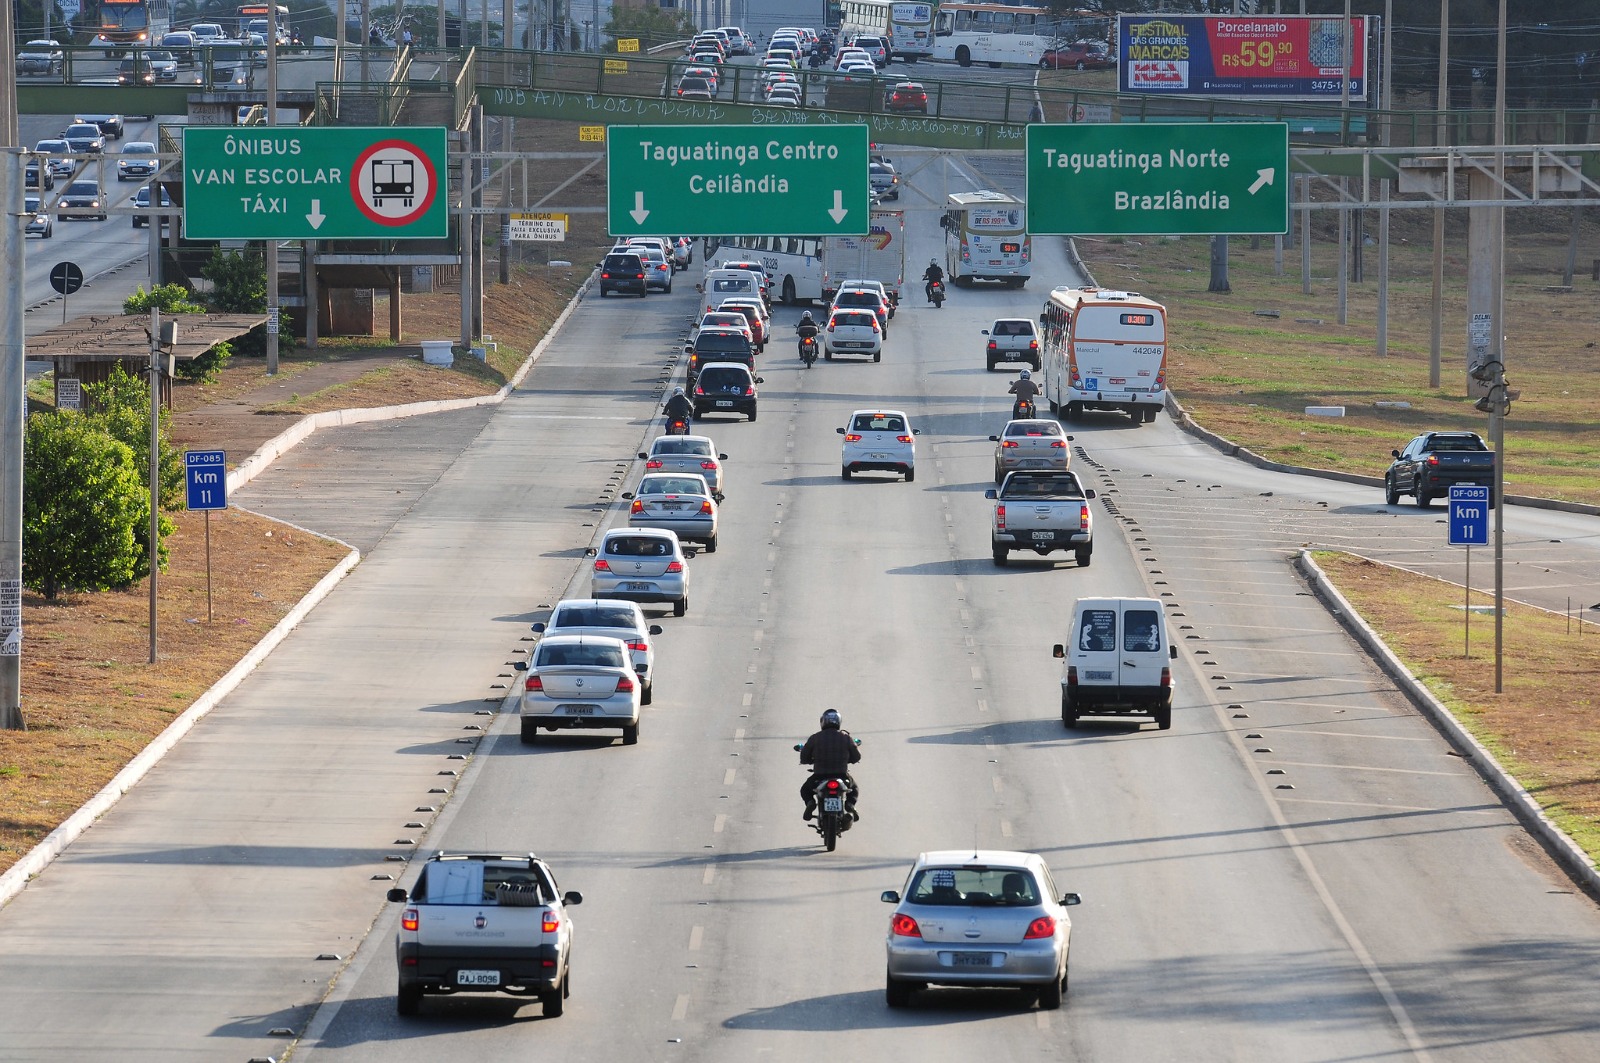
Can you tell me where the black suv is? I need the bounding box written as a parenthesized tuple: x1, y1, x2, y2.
(692, 363, 761, 422)
(686, 328, 754, 384)
(599, 252, 648, 297)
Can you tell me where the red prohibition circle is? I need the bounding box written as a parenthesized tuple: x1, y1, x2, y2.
(350, 139, 439, 227)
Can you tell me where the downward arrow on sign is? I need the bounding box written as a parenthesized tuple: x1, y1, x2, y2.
(1247, 168, 1276, 195)
(828, 190, 847, 225)
(306, 199, 326, 229)
(630, 191, 650, 225)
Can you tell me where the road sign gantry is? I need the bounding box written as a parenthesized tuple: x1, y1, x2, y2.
(606, 125, 870, 238)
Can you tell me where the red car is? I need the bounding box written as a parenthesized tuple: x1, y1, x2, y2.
(884, 82, 928, 113)
(1040, 42, 1115, 71)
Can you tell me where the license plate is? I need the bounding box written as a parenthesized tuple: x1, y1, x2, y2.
(951, 953, 994, 968)
(868, 453, 889, 460)
(716, 400, 734, 407)
(1085, 669, 1115, 681)
(1031, 531, 1055, 541)
(822, 797, 844, 812)
(623, 582, 653, 591)
(562, 704, 598, 715)
(457, 969, 500, 986)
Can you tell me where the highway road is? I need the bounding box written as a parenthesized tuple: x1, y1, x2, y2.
(2, 142, 1599, 1061)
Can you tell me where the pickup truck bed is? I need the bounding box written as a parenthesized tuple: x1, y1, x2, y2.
(986, 471, 1096, 567)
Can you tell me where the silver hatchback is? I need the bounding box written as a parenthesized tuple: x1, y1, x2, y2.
(881, 849, 1081, 1009)
(588, 528, 692, 617)
(639, 435, 727, 498)
(624, 473, 719, 552)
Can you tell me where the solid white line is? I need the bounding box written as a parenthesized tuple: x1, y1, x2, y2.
(1265, 760, 1469, 778)
(1273, 728, 1435, 743)
(1276, 796, 1497, 814)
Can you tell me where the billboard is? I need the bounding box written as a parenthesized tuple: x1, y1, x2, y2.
(1117, 14, 1369, 102)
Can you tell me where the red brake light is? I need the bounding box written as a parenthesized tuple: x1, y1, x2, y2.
(891, 913, 922, 937)
(743, 387, 754, 396)
(700, 460, 717, 469)
(825, 780, 842, 793)
(666, 560, 684, 573)
(626, 640, 648, 652)
(1079, 504, 1091, 531)
(1161, 666, 1172, 689)
(844, 433, 862, 442)
(646, 459, 664, 469)
(630, 499, 643, 514)
(827, 323, 836, 332)
(1426, 455, 1440, 466)
(896, 435, 912, 444)
(593, 559, 611, 572)
(602, 272, 612, 279)
(694, 385, 705, 395)
(542, 911, 560, 933)
(525, 675, 543, 692)
(616, 674, 635, 693)
(987, 341, 997, 350)
(402, 908, 419, 932)
(1029, 341, 1039, 350)
(699, 500, 713, 514)
(996, 504, 1007, 530)
(1051, 440, 1065, 448)
(1002, 440, 1018, 449)
(1024, 916, 1057, 940)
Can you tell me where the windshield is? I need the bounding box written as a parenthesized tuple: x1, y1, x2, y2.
(651, 439, 711, 457)
(907, 866, 1040, 907)
(551, 606, 637, 629)
(639, 476, 708, 496)
(536, 642, 626, 668)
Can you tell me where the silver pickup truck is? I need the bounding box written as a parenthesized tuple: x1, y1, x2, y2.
(388, 852, 582, 1017)
(985, 470, 1096, 567)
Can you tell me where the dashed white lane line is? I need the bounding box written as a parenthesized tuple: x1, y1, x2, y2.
(735, 728, 746, 741)
(1001, 820, 1013, 837)
(713, 814, 727, 833)
(672, 994, 690, 1021)
(992, 776, 1004, 793)
(702, 865, 716, 886)
(723, 768, 737, 786)
(688, 925, 704, 951)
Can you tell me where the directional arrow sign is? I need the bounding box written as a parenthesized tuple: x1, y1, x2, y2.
(182, 127, 449, 240)
(607, 125, 870, 238)
(1026, 122, 1289, 236)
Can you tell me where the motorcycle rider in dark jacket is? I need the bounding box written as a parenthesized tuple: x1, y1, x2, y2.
(799, 709, 860, 821)
(1008, 369, 1041, 417)
(922, 259, 945, 302)
(663, 386, 693, 424)
(795, 310, 820, 354)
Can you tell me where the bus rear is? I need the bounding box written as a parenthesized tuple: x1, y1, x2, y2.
(946, 200, 1030, 288)
(1047, 289, 1168, 424)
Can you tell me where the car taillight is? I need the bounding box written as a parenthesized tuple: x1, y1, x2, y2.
(1079, 505, 1091, 531)
(872, 320, 881, 332)
(1066, 665, 1077, 689)
(402, 908, 419, 932)
(1161, 666, 1172, 689)
(845, 433, 862, 442)
(700, 460, 717, 470)
(635, 272, 645, 279)
(1029, 340, 1039, 350)
(646, 459, 664, 469)
(987, 340, 997, 351)
(828, 323, 836, 331)
(630, 499, 643, 514)
(1001, 440, 1018, 449)
(525, 675, 543, 692)
(995, 504, 1007, 530)
(891, 913, 922, 938)
(666, 560, 684, 573)
(743, 387, 753, 396)
(699, 500, 714, 514)
(542, 911, 560, 933)
(616, 674, 635, 693)
(593, 559, 611, 572)
(1024, 916, 1057, 940)
(694, 385, 705, 395)
(896, 435, 913, 444)
(626, 640, 648, 652)
(1426, 455, 1440, 466)
(602, 272, 612, 278)
(1051, 440, 1065, 448)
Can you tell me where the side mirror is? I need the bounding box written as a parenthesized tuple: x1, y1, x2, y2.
(638, 452, 648, 460)
(1060, 893, 1082, 906)
(584, 547, 598, 558)
(1039, 313, 1048, 324)
(683, 548, 698, 559)
(984, 489, 997, 499)
(513, 660, 528, 671)
(695, 283, 704, 293)
(621, 492, 635, 500)
(981, 329, 990, 336)
(563, 890, 584, 906)
(912, 428, 920, 435)
(836, 427, 846, 435)
(792, 743, 803, 752)
(648, 625, 663, 635)
(1052, 644, 1065, 658)
(880, 890, 901, 903)
(386, 888, 408, 902)
(754, 377, 764, 384)
(718, 453, 728, 460)
(1085, 488, 1097, 499)
(1066, 435, 1074, 441)
(531, 622, 546, 633)
(1391, 449, 1401, 459)
(988, 435, 1000, 442)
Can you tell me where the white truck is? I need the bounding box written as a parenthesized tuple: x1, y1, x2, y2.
(984, 470, 1097, 568)
(387, 851, 582, 1017)
(823, 208, 905, 307)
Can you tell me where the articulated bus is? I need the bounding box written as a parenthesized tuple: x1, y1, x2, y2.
(1040, 287, 1169, 424)
(705, 235, 826, 305)
(942, 190, 1030, 288)
(838, 0, 935, 62)
(96, 0, 172, 54)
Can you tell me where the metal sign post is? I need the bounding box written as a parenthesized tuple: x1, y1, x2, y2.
(185, 450, 228, 623)
(1449, 484, 1491, 660)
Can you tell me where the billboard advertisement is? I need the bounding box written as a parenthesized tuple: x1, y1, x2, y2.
(1117, 15, 1369, 101)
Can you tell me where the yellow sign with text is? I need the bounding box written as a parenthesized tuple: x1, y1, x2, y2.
(579, 126, 606, 142)
(616, 39, 640, 53)
(604, 59, 628, 74)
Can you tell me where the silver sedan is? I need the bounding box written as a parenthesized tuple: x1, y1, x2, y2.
(624, 473, 719, 552)
(518, 634, 642, 745)
(881, 849, 1081, 1009)
(639, 435, 727, 498)
(588, 528, 692, 617)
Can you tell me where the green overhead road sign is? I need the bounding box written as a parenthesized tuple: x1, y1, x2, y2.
(182, 127, 449, 240)
(1026, 123, 1289, 236)
(606, 125, 870, 237)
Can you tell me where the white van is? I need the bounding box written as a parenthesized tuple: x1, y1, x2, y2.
(699, 267, 758, 316)
(1052, 597, 1176, 730)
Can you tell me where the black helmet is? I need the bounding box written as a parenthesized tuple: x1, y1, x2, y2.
(820, 709, 842, 730)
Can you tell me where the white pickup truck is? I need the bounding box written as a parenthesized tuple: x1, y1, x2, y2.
(387, 851, 582, 1017)
(985, 470, 1096, 568)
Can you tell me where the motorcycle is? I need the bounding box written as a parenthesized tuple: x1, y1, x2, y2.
(665, 416, 691, 435)
(799, 334, 818, 367)
(1012, 398, 1036, 420)
(928, 279, 945, 308)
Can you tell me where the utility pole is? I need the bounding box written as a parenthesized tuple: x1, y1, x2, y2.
(147, 307, 161, 664)
(266, 5, 280, 373)
(1, 149, 24, 730)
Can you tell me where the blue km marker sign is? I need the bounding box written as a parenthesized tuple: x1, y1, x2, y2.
(1448, 485, 1490, 546)
(185, 450, 228, 512)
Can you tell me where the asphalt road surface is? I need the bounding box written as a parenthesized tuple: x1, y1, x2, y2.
(2, 151, 1598, 1062)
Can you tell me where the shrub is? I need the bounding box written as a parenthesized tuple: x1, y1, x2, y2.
(22, 413, 148, 600)
(123, 285, 231, 382)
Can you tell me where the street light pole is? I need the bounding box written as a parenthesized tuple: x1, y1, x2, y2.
(1492, 0, 1508, 693)
(1, 150, 24, 729)
(266, 6, 280, 374)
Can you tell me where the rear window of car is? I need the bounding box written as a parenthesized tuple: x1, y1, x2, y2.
(833, 312, 875, 328)
(65, 180, 99, 195)
(1005, 422, 1062, 437)
(837, 290, 880, 306)
(640, 477, 707, 496)
(906, 867, 1040, 906)
(605, 254, 643, 271)
(1007, 475, 1083, 497)
(536, 643, 627, 668)
(652, 439, 711, 456)
(1429, 435, 1488, 452)
(697, 368, 751, 389)
(696, 333, 751, 353)
(701, 314, 744, 328)
(606, 536, 673, 557)
(852, 414, 905, 432)
(711, 277, 752, 293)
(552, 605, 638, 628)
(991, 320, 1036, 336)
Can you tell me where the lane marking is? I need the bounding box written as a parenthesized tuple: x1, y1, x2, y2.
(713, 813, 727, 833)
(1272, 728, 1434, 743)
(1276, 797, 1500, 815)
(723, 768, 737, 786)
(1001, 820, 1013, 837)
(735, 728, 745, 741)
(702, 865, 716, 886)
(971, 666, 982, 680)
(992, 776, 1004, 793)
(689, 925, 704, 951)
(977, 699, 988, 713)
(1264, 760, 1469, 778)
(672, 994, 690, 1021)
(1036, 1011, 1050, 1031)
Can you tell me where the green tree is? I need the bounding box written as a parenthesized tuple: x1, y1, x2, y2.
(22, 413, 148, 600)
(201, 249, 272, 358)
(603, 6, 696, 50)
(124, 285, 233, 383)
(80, 367, 181, 579)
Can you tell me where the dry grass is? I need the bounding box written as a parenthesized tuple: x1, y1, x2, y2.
(1315, 553, 1600, 859)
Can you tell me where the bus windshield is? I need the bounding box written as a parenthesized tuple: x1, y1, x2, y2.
(101, 1, 151, 31)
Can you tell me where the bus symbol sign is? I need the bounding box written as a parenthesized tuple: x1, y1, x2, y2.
(354, 140, 437, 226)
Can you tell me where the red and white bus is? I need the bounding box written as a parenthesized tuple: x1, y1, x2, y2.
(1040, 287, 1169, 424)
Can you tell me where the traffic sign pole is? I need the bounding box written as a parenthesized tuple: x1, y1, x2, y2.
(1448, 485, 1492, 660)
(185, 450, 227, 623)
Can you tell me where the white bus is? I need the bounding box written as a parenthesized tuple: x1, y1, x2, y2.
(705, 235, 825, 305)
(838, 0, 935, 62)
(1040, 287, 1169, 424)
(942, 190, 1030, 288)
(931, 2, 1053, 67)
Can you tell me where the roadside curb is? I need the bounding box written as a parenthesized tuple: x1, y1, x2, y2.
(227, 270, 597, 496)
(1296, 549, 1600, 897)
(0, 538, 362, 908)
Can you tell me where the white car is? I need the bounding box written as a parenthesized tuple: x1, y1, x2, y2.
(692, 310, 752, 346)
(24, 196, 52, 239)
(17, 40, 64, 75)
(832, 286, 892, 335)
(834, 277, 896, 318)
(533, 599, 662, 704)
(588, 527, 692, 617)
(116, 142, 159, 182)
(760, 60, 795, 83)
(764, 72, 798, 96)
(639, 434, 727, 498)
(835, 48, 872, 70)
(881, 850, 1081, 1009)
(839, 409, 918, 481)
(823, 308, 882, 362)
(518, 634, 642, 745)
(189, 22, 227, 42)
(625, 472, 719, 552)
(766, 85, 802, 108)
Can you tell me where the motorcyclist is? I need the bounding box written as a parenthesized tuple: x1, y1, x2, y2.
(1008, 369, 1041, 417)
(795, 310, 820, 355)
(663, 386, 693, 425)
(922, 258, 945, 302)
(799, 709, 860, 821)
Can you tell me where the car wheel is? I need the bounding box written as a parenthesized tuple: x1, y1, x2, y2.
(1075, 548, 1092, 567)
(987, 359, 997, 371)
(1155, 704, 1173, 731)
(783, 276, 796, 304)
(873, 350, 881, 363)
(905, 467, 915, 482)
(397, 982, 422, 1016)
(1384, 475, 1399, 506)
(886, 970, 914, 1008)
(674, 596, 687, 618)
(642, 681, 653, 706)
(1063, 401, 1080, 421)
(748, 409, 757, 422)
(995, 465, 1005, 485)
(1033, 357, 1042, 371)
(1036, 969, 1065, 1010)
(992, 545, 1008, 567)
(705, 534, 717, 553)
(1415, 486, 1433, 508)
(841, 466, 852, 480)
(622, 720, 640, 746)
(1039, 58, 1051, 69)
(1061, 691, 1079, 728)
(824, 348, 833, 360)
(541, 985, 565, 1016)
(520, 718, 538, 744)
